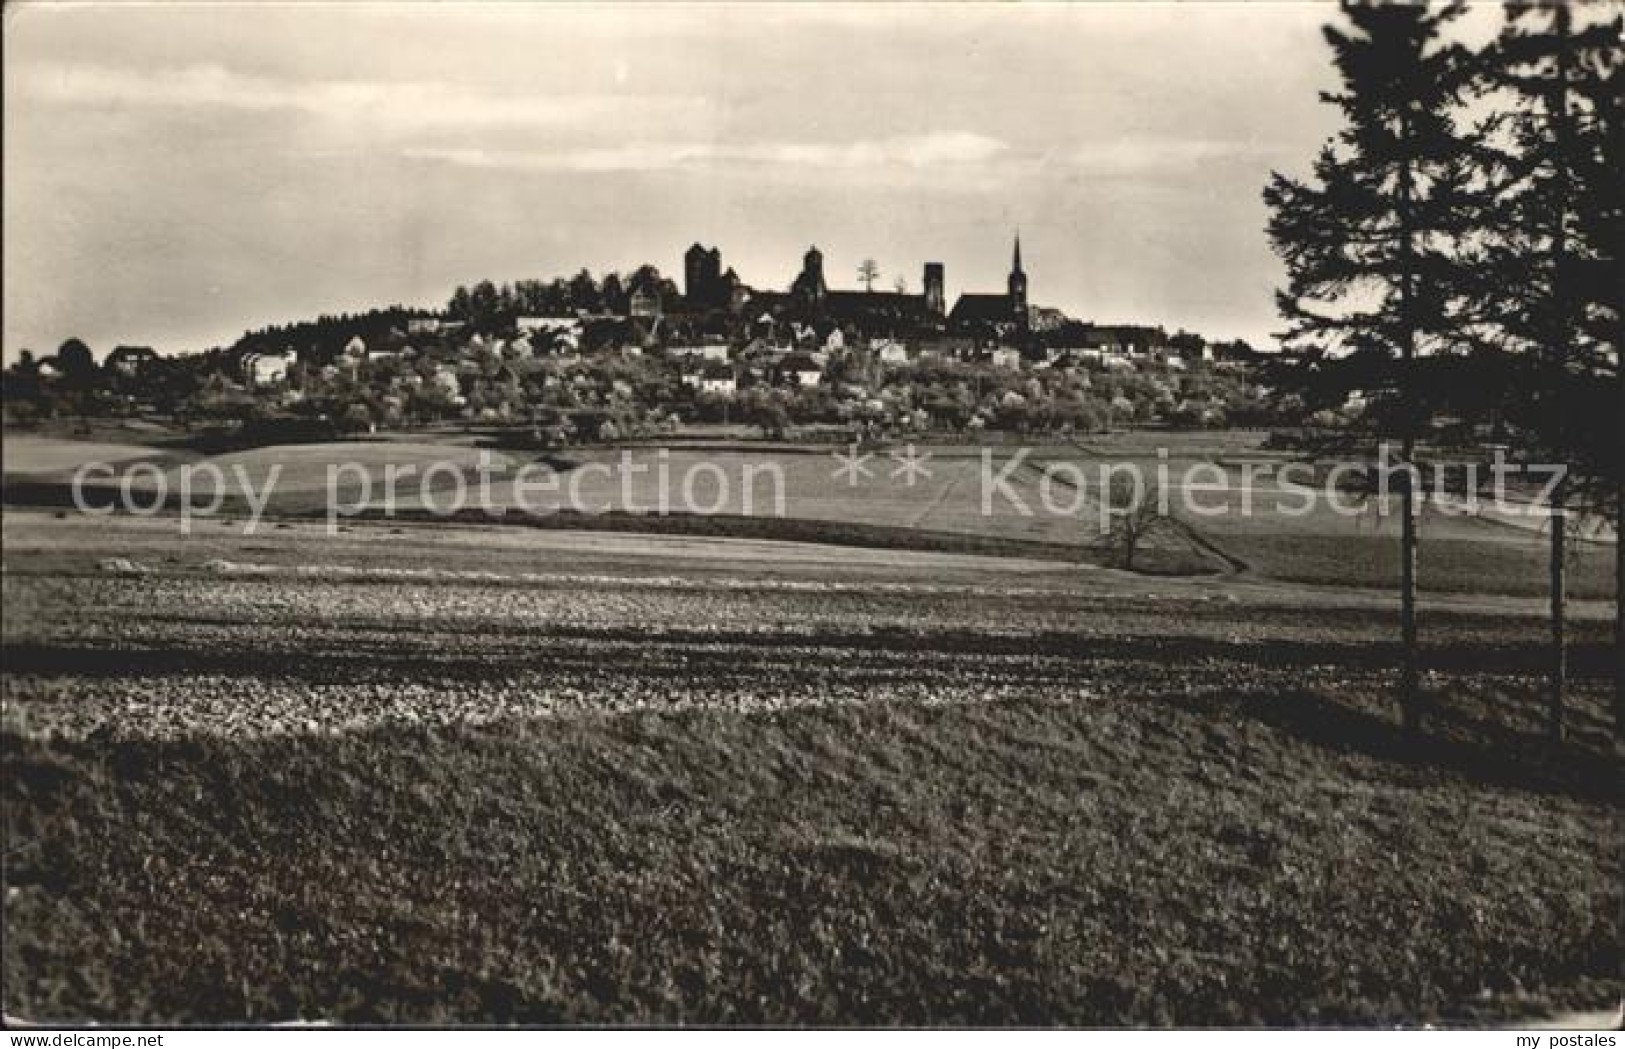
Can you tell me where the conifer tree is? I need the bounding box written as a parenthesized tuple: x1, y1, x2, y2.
(1479, 1, 1623, 740)
(1264, 0, 1480, 735)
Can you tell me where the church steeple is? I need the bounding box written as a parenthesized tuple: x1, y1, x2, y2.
(1007, 230, 1028, 327)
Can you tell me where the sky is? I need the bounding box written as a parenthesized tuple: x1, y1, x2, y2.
(1, 1, 1500, 361)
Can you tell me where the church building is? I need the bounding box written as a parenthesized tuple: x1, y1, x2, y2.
(947, 234, 1029, 339)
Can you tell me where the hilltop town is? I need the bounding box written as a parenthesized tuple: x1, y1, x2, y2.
(4, 237, 1272, 443)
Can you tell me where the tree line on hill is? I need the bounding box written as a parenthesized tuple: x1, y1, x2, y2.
(445, 268, 680, 329)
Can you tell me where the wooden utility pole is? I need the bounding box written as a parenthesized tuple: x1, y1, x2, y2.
(1397, 105, 1423, 737)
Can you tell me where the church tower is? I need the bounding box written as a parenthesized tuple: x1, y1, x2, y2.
(1007, 233, 1028, 331)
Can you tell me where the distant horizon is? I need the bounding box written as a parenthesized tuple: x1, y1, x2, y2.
(4, 2, 1505, 363)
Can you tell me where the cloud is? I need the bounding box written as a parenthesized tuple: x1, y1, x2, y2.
(403, 132, 1289, 188)
(16, 61, 710, 134)
(404, 131, 1010, 180)
(740, 132, 1010, 170)
(1058, 138, 1296, 176)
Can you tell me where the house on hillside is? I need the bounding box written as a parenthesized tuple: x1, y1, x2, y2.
(915, 335, 975, 361)
(778, 351, 823, 387)
(629, 278, 663, 320)
(245, 350, 293, 388)
(516, 316, 582, 346)
(105, 345, 161, 379)
(1092, 324, 1168, 357)
(699, 364, 738, 397)
(872, 339, 909, 365)
(1028, 306, 1069, 333)
(408, 317, 466, 336)
(1039, 351, 1076, 373)
(738, 337, 786, 362)
(990, 346, 1022, 370)
(667, 344, 729, 363)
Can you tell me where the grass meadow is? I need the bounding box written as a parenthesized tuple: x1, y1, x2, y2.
(2, 508, 1618, 1023)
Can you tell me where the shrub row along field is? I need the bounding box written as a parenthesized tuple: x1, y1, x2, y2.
(2, 511, 1617, 1024)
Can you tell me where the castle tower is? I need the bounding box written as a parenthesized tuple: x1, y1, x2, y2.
(684, 243, 722, 306)
(792, 245, 828, 305)
(1007, 233, 1028, 331)
(923, 262, 945, 316)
